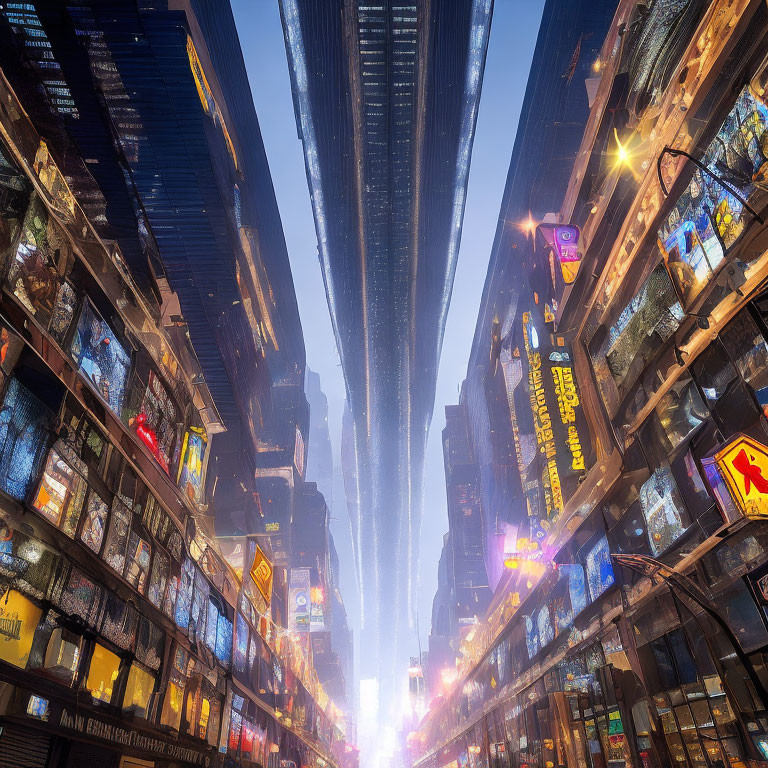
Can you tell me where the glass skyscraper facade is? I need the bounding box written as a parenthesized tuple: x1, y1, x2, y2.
(280, 0, 492, 698)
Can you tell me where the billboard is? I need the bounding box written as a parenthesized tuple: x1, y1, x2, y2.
(289, 568, 311, 631)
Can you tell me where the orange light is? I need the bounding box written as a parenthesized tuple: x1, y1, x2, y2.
(504, 556, 520, 570)
(518, 216, 537, 236)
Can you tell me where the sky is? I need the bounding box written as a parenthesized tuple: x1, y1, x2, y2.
(231, 0, 545, 654)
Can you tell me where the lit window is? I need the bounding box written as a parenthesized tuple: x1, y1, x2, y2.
(160, 646, 188, 731)
(134, 371, 178, 474)
(32, 444, 87, 533)
(70, 299, 130, 415)
(0, 590, 42, 669)
(585, 536, 615, 601)
(43, 627, 80, 684)
(86, 643, 120, 703)
(123, 663, 155, 718)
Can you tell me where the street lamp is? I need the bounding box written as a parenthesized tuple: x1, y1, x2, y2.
(612, 552, 768, 706)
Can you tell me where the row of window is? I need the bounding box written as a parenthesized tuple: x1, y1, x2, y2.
(5, 188, 206, 502)
(0, 327, 335, 741)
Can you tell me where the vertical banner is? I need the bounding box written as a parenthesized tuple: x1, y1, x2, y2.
(310, 586, 325, 632)
(249, 544, 273, 606)
(289, 568, 311, 631)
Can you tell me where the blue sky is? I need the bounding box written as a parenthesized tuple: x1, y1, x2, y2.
(231, 0, 545, 652)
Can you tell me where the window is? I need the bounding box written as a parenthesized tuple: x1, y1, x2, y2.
(0, 324, 23, 386)
(80, 491, 108, 554)
(53, 566, 101, 628)
(653, 377, 708, 455)
(124, 532, 151, 593)
(639, 466, 689, 555)
(589, 265, 683, 417)
(123, 663, 154, 718)
(564, 564, 588, 617)
(86, 643, 120, 703)
(43, 628, 80, 684)
(234, 613, 248, 676)
(174, 558, 194, 630)
(100, 593, 137, 651)
(160, 645, 188, 731)
(524, 615, 539, 660)
(135, 616, 163, 672)
(721, 309, 768, 416)
(103, 499, 131, 574)
(585, 536, 615, 601)
(205, 598, 232, 667)
(691, 338, 738, 404)
(32, 442, 88, 533)
(190, 569, 208, 646)
(70, 299, 130, 415)
(537, 605, 554, 648)
(164, 574, 179, 621)
(49, 280, 77, 346)
(0, 377, 55, 500)
(147, 549, 169, 609)
(0, 589, 42, 669)
(134, 372, 178, 474)
(8, 196, 60, 326)
(658, 86, 768, 309)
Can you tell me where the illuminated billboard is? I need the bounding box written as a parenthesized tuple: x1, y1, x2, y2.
(521, 310, 588, 524)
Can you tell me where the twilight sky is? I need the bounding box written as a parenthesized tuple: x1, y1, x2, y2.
(231, 0, 545, 654)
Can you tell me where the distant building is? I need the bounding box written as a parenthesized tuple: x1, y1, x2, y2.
(280, 0, 493, 696)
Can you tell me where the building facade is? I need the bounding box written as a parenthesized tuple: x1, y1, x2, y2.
(0, 2, 352, 767)
(279, 0, 493, 693)
(415, 1, 768, 768)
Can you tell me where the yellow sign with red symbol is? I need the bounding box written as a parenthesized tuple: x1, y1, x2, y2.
(715, 434, 768, 517)
(249, 545, 273, 605)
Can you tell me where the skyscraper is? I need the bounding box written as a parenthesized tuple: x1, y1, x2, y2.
(280, 0, 492, 691)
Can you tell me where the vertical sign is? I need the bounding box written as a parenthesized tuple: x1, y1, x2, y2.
(289, 568, 311, 631)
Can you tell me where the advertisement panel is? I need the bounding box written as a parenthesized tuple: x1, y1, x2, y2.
(521, 311, 587, 523)
(289, 568, 311, 631)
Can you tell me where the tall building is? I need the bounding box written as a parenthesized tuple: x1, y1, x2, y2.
(0, 0, 310, 541)
(279, 0, 493, 692)
(426, 401, 491, 681)
(306, 369, 357, 729)
(415, 1, 768, 767)
(0, 1, 352, 765)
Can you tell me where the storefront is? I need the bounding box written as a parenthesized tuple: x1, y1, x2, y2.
(0, 683, 217, 767)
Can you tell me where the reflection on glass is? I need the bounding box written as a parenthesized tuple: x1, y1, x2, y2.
(80, 491, 108, 553)
(70, 300, 130, 415)
(658, 86, 768, 308)
(640, 467, 689, 555)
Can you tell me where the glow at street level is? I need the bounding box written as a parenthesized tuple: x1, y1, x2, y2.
(279, 1, 494, 742)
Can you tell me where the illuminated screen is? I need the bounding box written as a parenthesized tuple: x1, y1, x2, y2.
(178, 427, 207, 504)
(639, 467, 688, 555)
(658, 86, 768, 308)
(585, 536, 615, 601)
(70, 300, 130, 415)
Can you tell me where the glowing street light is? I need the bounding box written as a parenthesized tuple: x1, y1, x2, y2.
(613, 128, 642, 181)
(518, 215, 537, 236)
